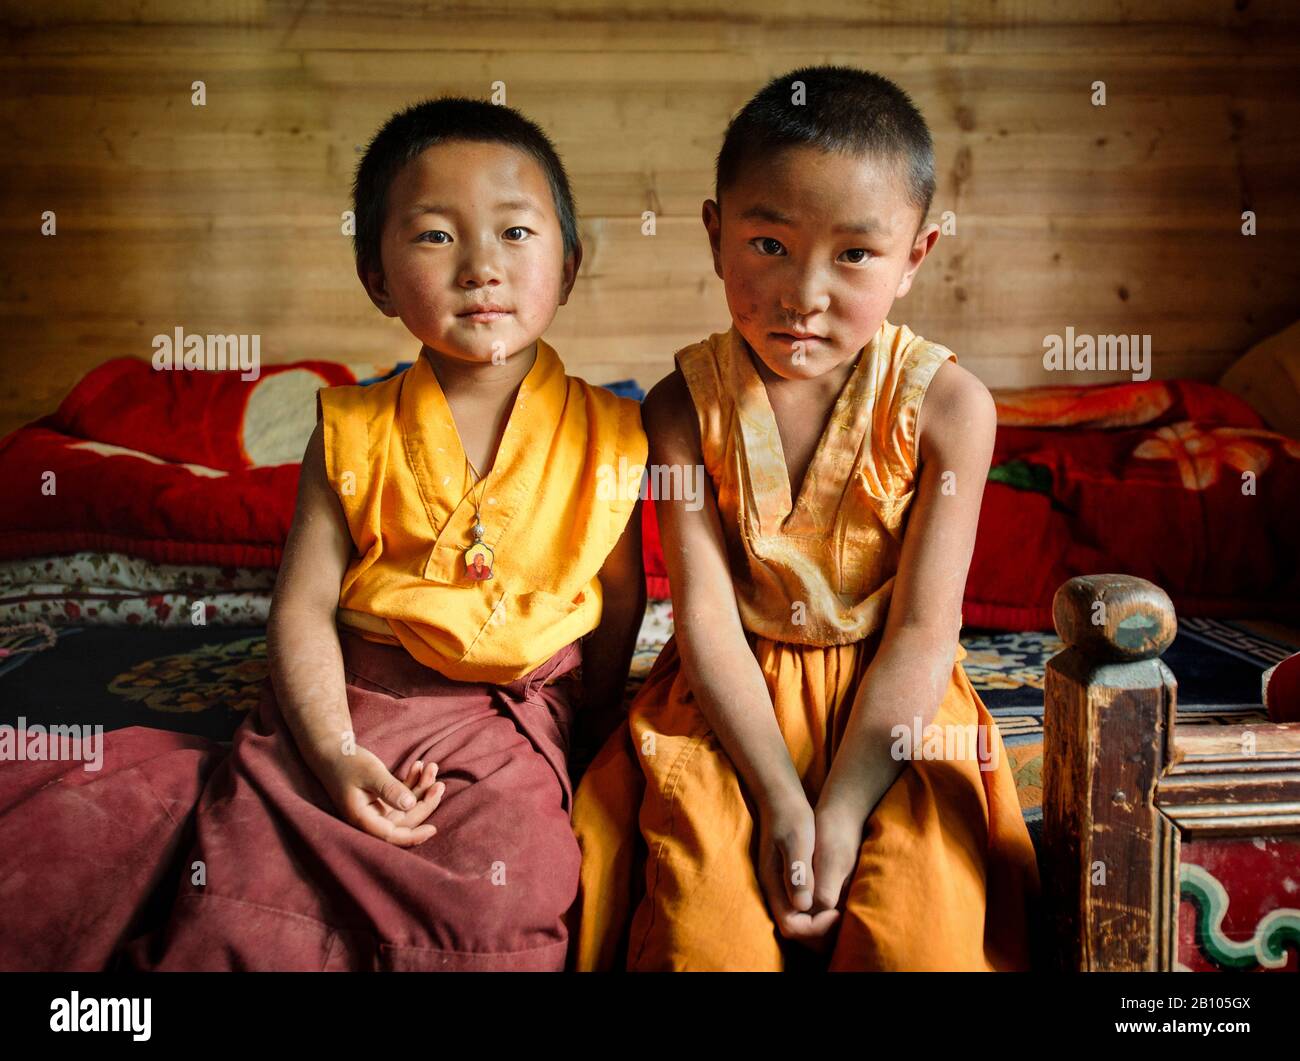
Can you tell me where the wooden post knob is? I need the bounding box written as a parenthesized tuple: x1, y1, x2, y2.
(1052, 574, 1176, 662)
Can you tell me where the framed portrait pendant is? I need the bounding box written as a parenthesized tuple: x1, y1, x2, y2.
(464, 521, 494, 582)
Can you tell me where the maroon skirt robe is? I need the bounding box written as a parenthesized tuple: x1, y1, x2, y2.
(0, 727, 217, 972)
(0, 629, 585, 972)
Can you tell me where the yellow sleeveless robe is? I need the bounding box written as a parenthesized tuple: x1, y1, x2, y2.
(317, 339, 646, 685)
(570, 321, 1039, 971)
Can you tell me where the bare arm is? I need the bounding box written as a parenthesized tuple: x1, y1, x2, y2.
(573, 496, 646, 765)
(642, 371, 805, 814)
(645, 371, 835, 939)
(266, 419, 440, 845)
(266, 420, 358, 774)
(816, 359, 997, 834)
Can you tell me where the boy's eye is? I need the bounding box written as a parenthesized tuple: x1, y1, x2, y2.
(417, 230, 452, 244)
(750, 236, 786, 257)
(839, 248, 872, 264)
(503, 226, 532, 241)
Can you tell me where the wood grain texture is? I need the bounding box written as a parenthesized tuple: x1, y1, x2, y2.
(2, 1, 1299, 438)
(1044, 572, 1300, 970)
(1043, 650, 1173, 970)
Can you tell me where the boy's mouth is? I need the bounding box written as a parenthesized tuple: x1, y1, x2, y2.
(769, 330, 827, 345)
(457, 304, 513, 323)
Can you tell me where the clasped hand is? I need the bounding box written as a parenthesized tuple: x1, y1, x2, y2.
(757, 795, 864, 951)
(313, 745, 446, 847)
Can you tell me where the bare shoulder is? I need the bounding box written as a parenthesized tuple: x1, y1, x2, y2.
(289, 420, 348, 550)
(918, 358, 996, 461)
(272, 420, 351, 615)
(298, 420, 330, 495)
(641, 368, 701, 461)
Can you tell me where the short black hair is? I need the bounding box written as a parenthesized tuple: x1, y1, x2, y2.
(351, 96, 579, 277)
(715, 66, 935, 227)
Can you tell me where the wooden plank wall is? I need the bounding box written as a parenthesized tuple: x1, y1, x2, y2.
(2, 1, 1299, 439)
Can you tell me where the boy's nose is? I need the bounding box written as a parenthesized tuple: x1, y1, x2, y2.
(781, 288, 830, 318)
(457, 246, 504, 288)
(781, 266, 831, 317)
(458, 261, 502, 288)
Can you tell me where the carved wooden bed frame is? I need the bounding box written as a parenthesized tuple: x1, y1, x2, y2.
(1042, 574, 1300, 972)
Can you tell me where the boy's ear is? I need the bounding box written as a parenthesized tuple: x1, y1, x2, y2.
(894, 221, 941, 300)
(558, 239, 584, 306)
(702, 199, 724, 280)
(356, 259, 400, 318)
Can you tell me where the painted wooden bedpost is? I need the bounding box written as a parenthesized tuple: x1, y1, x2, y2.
(1042, 573, 1178, 971)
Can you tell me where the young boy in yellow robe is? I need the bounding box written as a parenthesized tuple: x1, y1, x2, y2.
(131, 98, 649, 971)
(570, 66, 1040, 971)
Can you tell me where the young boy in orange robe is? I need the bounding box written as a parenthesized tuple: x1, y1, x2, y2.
(570, 66, 1040, 971)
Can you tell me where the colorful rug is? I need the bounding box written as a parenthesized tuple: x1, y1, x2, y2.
(958, 616, 1296, 829)
(1, 607, 1294, 835)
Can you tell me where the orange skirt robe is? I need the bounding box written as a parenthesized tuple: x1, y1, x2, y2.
(570, 322, 1040, 971)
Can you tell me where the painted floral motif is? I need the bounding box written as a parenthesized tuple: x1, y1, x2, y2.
(1180, 860, 1300, 972)
(1133, 422, 1298, 490)
(994, 381, 1173, 428)
(960, 631, 1065, 691)
(622, 599, 675, 707)
(0, 551, 273, 628)
(108, 637, 269, 714)
(1007, 745, 1043, 811)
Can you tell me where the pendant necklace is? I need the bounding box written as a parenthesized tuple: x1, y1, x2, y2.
(462, 454, 494, 581)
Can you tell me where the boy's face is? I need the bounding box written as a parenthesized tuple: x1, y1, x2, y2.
(360, 140, 580, 364)
(703, 145, 939, 380)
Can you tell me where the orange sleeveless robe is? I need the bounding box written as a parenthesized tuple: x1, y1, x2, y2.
(317, 339, 646, 684)
(570, 321, 1040, 971)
